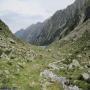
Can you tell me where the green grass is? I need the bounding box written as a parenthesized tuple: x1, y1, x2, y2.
(0, 20, 90, 90)
(48, 31, 90, 90)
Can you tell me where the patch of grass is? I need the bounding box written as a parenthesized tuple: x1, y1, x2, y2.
(73, 80, 90, 90)
(47, 81, 64, 90)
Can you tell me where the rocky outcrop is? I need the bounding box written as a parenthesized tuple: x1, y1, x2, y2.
(41, 70, 82, 90)
(15, 0, 90, 46)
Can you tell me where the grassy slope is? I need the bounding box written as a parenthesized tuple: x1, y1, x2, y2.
(0, 19, 90, 90)
(48, 20, 90, 90)
(0, 20, 63, 90)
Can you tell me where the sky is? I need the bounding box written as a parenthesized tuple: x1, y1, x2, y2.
(0, 0, 75, 33)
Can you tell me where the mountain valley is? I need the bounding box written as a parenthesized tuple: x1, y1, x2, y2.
(0, 0, 90, 90)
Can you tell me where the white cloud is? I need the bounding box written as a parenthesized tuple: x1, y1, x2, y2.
(0, 0, 75, 33)
(0, 0, 49, 17)
(0, 11, 44, 33)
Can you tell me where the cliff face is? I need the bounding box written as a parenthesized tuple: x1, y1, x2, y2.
(15, 0, 90, 45)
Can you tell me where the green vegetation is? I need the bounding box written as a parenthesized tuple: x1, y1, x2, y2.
(0, 12, 90, 90)
(0, 19, 63, 90)
(48, 28, 90, 90)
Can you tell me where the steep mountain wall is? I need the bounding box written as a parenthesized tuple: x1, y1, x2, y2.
(15, 0, 90, 45)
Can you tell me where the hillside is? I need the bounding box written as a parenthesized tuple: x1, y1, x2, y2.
(15, 0, 90, 46)
(0, 20, 64, 90)
(1, 18, 90, 90)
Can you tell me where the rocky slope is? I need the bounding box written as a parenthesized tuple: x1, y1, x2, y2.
(0, 20, 65, 90)
(15, 0, 90, 45)
(45, 19, 90, 90)
(0, 20, 40, 90)
(0, 13, 90, 90)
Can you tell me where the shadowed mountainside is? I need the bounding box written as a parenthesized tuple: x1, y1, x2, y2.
(15, 0, 90, 45)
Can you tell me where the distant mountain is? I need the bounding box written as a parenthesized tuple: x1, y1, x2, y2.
(15, 29, 24, 38)
(15, 0, 90, 46)
(15, 22, 44, 43)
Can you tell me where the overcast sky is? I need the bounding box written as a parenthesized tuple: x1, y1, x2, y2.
(0, 0, 75, 33)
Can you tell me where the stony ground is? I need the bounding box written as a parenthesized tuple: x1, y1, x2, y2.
(0, 20, 90, 90)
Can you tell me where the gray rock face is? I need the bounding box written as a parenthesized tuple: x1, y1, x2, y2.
(41, 70, 82, 90)
(15, 23, 44, 43)
(15, 29, 25, 39)
(15, 0, 90, 45)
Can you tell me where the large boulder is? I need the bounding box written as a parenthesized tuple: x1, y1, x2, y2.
(81, 73, 90, 80)
(69, 59, 80, 69)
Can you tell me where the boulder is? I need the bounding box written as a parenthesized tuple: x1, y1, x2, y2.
(82, 73, 90, 80)
(69, 85, 82, 90)
(78, 73, 90, 81)
(77, 54, 82, 58)
(48, 63, 59, 70)
(9, 38, 16, 44)
(69, 59, 80, 69)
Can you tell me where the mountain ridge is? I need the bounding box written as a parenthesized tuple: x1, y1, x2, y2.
(15, 0, 90, 45)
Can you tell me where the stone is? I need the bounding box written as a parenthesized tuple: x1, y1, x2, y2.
(88, 68, 90, 73)
(82, 73, 90, 80)
(78, 73, 90, 81)
(9, 38, 16, 44)
(68, 53, 72, 56)
(1, 53, 10, 60)
(40, 70, 57, 81)
(48, 63, 59, 70)
(48, 49, 52, 52)
(77, 54, 82, 58)
(16, 68, 20, 73)
(69, 59, 80, 69)
(17, 62, 24, 69)
(72, 60, 80, 67)
(41, 69, 82, 90)
(69, 85, 82, 90)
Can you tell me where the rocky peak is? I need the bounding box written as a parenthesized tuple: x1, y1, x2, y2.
(15, 0, 90, 46)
